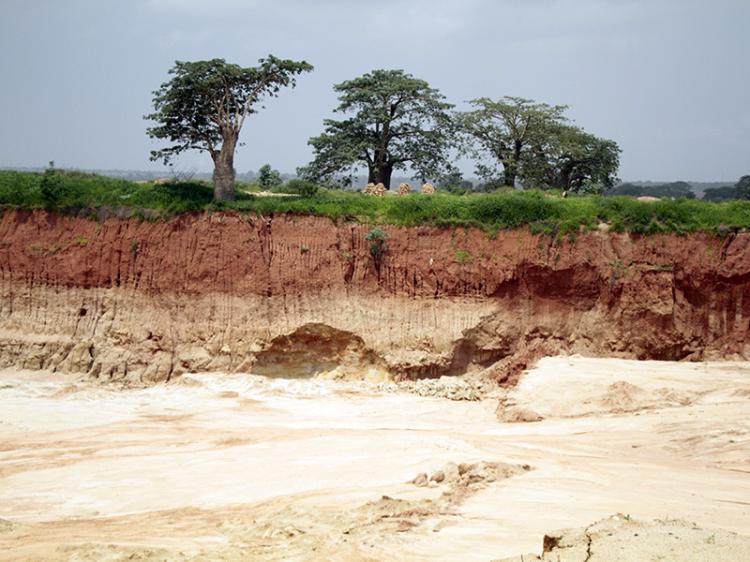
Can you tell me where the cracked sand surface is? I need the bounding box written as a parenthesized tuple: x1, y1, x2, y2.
(1, 356, 749, 560)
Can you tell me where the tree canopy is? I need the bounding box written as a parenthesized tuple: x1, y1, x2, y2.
(457, 96, 620, 192)
(145, 56, 313, 201)
(522, 124, 621, 193)
(301, 69, 455, 189)
(703, 175, 750, 201)
(606, 181, 695, 199)
(736, 175, 750, 199)
(257, 164, 282, 189)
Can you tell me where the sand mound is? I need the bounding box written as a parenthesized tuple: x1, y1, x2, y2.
(410, 461, 531, 493)
(217, 461, 528, 560)
(395, 376, 487, 401)
(51, 543, 176, 561)
(172, 375, 206, 387)
(598, 380, 644, 411)
(50, 384, 82, 398)
(599, 381, 694, 414)
(497, 514, 750, 561)
(497, 407, 544, 423)
(502, 358, 716, 419)
(221, 460, 528, 559)
(213, 496, 449, 560)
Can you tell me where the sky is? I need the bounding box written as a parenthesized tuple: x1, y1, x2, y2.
(0, 0, 748, 182)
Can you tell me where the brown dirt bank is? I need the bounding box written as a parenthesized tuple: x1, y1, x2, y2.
(0, 209, 748, 383)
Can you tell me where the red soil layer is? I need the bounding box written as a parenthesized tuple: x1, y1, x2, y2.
(0, 209, 748, 379)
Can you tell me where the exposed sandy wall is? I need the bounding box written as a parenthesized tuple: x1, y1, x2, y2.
(0, 209, 748, 382)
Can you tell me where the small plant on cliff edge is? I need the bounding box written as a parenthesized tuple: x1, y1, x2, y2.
(454, 249, 473, 265)
(364, 227, 388, 271)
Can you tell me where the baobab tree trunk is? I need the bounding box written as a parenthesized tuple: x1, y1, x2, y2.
(368, 149, 394, 189)
(367, 162, 393, 188)
(503, 164, 517, 188)
(503, 140, 524, 188)
(212, 137, 237, 201)
(377, 163, 394, 188)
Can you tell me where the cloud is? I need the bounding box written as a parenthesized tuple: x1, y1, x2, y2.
(0, 0, 748, 180)
(145, 0, 258, 15)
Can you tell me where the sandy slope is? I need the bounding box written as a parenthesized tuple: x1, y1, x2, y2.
(1, 357, 749, 560)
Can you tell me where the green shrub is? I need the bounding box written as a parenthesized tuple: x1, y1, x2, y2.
(443, 184, 472, 196)
(283, 179, 319, 197)
(454, 249, 473, 264)
(364, 227, 388, 270)
(40, 171, 67, 208)
(364, 227, 388, 253)
(1, 170, 749, 235)
(257, 164, 282, 189)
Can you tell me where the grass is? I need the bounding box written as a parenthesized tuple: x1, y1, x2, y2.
(454, 249, 474, 265)
(1, 170, 749, 235)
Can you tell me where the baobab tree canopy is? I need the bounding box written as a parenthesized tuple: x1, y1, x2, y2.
(145, 56, 313, 201)
(302, 69, 456, 189)
(457, 97, 620, 192)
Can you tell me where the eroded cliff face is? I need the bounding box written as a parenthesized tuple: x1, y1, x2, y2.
(0, 209, 748, 384)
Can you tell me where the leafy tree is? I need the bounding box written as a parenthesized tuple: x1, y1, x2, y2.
(736, 175, 750, 199)
(703, 185, 739, 202)
(146, 57, 313, 201)
(606, 181, 695, 199)
(458, 97, 619, 192)
(257, 164, 282, 189)
(283, 178, 318, 197)
(475, 178, 510, 192)
(606, 183, 645, 197)
(457, 97, 568, 188)
(435, 168, 471, 190)
(657, 182, 695, 199)
(302, 69, 455, 188)
(443, 183, 473, 195)
(522, 124, 620, 193)
(703, 175, 750, 201)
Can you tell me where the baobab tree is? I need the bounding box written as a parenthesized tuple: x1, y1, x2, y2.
(146, 56, 313, 201)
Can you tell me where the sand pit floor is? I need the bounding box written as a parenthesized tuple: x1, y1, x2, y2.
(1, 357, 749, 561)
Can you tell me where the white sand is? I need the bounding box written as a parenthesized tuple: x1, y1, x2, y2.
(0, 357, 748, 561)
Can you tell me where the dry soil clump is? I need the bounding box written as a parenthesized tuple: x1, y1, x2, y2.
(496, 514, 750, 562)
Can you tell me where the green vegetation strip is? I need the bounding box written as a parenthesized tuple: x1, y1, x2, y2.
(1, 171, 749, 235)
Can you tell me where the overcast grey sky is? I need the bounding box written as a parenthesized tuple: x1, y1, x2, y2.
(0, 0, 747, 181)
